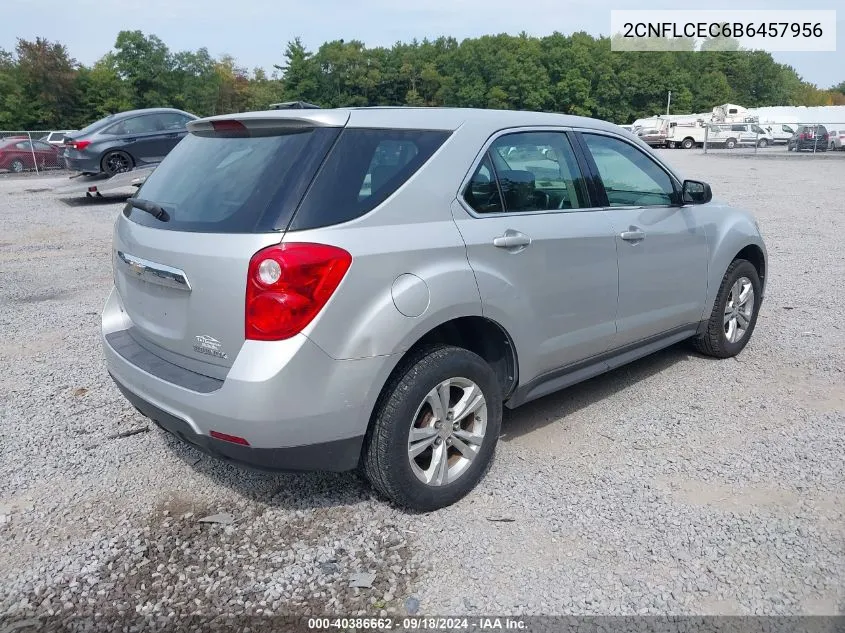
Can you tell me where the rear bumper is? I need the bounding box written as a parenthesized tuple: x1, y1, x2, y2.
(63, 151, 101, 173)
(110, 375, 363, 471)
(102, 287, 395, 472)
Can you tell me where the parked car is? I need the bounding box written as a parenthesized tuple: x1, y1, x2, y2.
(63, 108, 198, 176)
(0, 137, 63, 172)
(102, 107, 767, 511)
(827, 128, 845, 150)
(763, 124, 796, 145)
(707, 123, 774, 148)
(636, 126, 667, 147)
(787, 125, 829, 152)
(39, 130, 77, 146)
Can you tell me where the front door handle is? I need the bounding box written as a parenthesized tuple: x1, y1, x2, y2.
(493, 232, 531, 249)
(620, 228, 646, 242)
(124, 137, 137, 143)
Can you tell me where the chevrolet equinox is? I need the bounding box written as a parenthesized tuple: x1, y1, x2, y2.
(102, 107, 767, 511)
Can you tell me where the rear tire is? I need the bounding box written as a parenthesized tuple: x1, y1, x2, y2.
(9, 159, 24, 173)
(725, 138, 737, 149)
(363, 345, 502, 511)
(101, 150, 133, 176)
(757, 139, 768, 148)
(682, 138, 694, 150)
(693, 259, 762, 359)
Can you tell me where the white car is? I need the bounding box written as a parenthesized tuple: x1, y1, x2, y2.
(827, 128, 845, 150)
(40, 130, 76, 146)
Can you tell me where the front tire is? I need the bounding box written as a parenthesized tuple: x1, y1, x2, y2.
(363, 345, 502, 511)
(682, 138, 694, 150)
(725, 138, 737, 149)
(757, 139, 768, 148)
(693, 259, 762, 359)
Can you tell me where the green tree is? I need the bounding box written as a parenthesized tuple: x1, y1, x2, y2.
(276, 37, 321, 103)
(113, 30, 173, 108)
(12, 38, 78, 128)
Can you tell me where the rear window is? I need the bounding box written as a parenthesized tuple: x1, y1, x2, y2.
(74, 115, 118, 138)
(127, 126, 450, 234)
(126, 127, 341, 233)
(288, 128, 451, 231)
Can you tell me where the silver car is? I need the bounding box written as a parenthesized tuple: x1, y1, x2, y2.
(102, 107, 767, 511)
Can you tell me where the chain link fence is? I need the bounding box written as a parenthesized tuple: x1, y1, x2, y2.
(0, 131, 71, 174)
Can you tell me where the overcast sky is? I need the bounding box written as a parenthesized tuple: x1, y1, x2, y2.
(3, 0, 843, 89)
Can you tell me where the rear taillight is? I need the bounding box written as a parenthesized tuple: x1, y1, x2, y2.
(70, 140, 90, 150)
(245, 243, 352, 341)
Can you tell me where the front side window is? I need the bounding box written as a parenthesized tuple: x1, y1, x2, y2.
(582, 133, 675, 207)
(104, 115, 159, 136)
(158, 113, 192, 130)
(783, 125, 794, 134)
(463, 131, 587, 214)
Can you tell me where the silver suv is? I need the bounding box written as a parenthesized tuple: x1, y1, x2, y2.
(102, 107, 767, 511)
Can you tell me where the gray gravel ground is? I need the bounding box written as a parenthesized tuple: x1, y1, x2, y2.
(0, 151, 843, 626)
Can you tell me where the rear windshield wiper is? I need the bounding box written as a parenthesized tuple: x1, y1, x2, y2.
(128, 197, 170, 222)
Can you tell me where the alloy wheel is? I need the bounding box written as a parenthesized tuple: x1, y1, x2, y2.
(407, 377, 487, 487)
(724, 276, 755, 344)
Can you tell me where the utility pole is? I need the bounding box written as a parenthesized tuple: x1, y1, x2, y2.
(666, 91, 672, 116)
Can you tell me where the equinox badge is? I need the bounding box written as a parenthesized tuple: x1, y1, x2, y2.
(194, 335, 228, 360)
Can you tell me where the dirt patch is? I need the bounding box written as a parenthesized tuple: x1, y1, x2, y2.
(657, 476, 802, 513)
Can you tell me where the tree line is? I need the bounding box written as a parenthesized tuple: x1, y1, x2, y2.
(1, 30, 844, 131)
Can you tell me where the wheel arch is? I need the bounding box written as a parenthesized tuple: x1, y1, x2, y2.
(702, 216, 768, 323)
(360, 315, 519, 452)
(379, 315, 519, 404)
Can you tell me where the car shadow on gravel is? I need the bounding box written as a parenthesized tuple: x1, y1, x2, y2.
(500, 343, 694, 441)
(159, 432, 375, 510)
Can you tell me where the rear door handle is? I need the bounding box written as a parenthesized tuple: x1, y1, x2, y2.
(493, 232, 531, 248)
(620, 228, 646, 242)
(124, 137, 136, 143)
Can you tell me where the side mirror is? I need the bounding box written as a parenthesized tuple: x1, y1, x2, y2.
(681, 179, 712, 205)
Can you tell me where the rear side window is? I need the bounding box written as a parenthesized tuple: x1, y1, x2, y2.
(127, 127, 341, 233)
(288, 128, 451, 231)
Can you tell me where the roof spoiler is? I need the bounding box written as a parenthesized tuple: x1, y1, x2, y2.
(188, 110, 350, 135)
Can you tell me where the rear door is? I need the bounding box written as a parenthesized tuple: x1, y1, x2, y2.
(111, 115, 346, 377)
(107, 114, 166, 164)
(156, 112, 193, 154)
(575, 131, 708, 346)
(452, 128, 619, 384)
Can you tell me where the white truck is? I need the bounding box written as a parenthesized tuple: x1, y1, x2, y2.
(665, 121, 708, 149)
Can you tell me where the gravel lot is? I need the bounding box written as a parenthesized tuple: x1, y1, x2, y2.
(1, 152, 843, 627)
